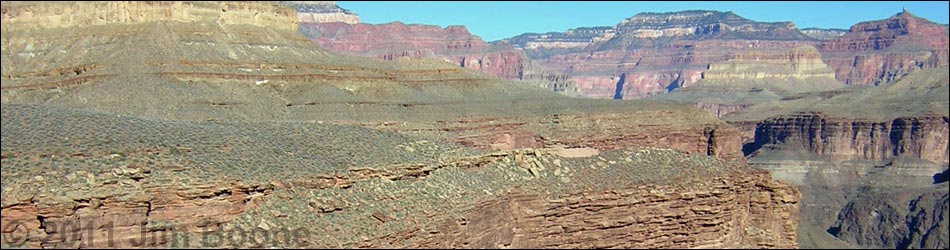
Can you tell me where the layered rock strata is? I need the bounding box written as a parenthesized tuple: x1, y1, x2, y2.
(818, 10, 950, 85)
(501, 10, 818, 99)
(652, 46, 844, 117)
(1, 104, 801, 249)
(298, 21, 575, 93)
(280, 1, 359, 24)
(799, 28, 847, 40)
(751, 114, 949, 163)
(0, 1, 298, 31)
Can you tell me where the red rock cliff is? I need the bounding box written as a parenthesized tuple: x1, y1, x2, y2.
(751, 113, 949, 163)
(818, 10, 949, 85)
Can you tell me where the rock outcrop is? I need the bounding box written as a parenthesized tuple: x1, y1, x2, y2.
(606, 10, 812, 41)
(297, 21, 576, 93)
(701, 46, 837, 84)
(750, 114, 949, 163)
(829, 183, 949, 249)
(0, 1, 298, 32)
(1, 180, 274, 248)
(359, 168, 800, 249)
(817, 9, 950, 85)
(301, 22, 487, 56)
(799, 28, 847, 40)
(727, 64, 948, 248)
(652, 45, 844, 117)
(280, 1, 359, 24)
(505, 26, 616, 50)
(729, 66, 949, 163)
(1, 104, 800, 249)
(500, 9, 948, 99)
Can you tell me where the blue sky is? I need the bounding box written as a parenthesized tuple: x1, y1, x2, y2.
(335, 1, 950, 42)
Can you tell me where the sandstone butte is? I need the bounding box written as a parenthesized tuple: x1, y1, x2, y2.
(1, 1, 801, 249)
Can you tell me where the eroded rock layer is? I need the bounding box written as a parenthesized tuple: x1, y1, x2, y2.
(501, 10, 818, 99)
(297, 21, 574, 93)
(818, 10, 950, 85)
(0, 1, 298, 31)
(728, 65, 949, 248)
(1, 104, 800, 249)
(751, 114, 949, 163)
(652, 45, 844, 117)
(280, 1, 359, 24)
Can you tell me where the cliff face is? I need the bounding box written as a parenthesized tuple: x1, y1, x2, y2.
(297, 21, 575, 92)
(502, 11, 818, 99)
(504, 26, 615, 50)
(651, 46, 844, 117)
(360, 169, 799, 249)
(729, 67, 949, 248)
(727, 67, 950, 163)
(608, 11, 811, 41)
(818, 10, 950, 85)
(302, 22, 487, 55)
(0, 180, 274, 248)
(279, 1, 360, 24)
(501, 10, 948, 99)
(0, 1, 298, 31)
(702, 46, 837, 84)
(799, 28, 848, 40)
(751, 114, 949, 163)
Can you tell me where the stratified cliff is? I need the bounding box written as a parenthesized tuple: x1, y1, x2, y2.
(296, 21, 576, 93)
(301, 22, 486, 56)
(799, 28, 848, 40)
(731, 67, 949, 162)
(653, 45, 844, 117)
(818, 9, 949, 86)
(502, 10, 818, 99)
(0, 1, 298, 31)
(727, 66, 949, 248)
(751, 114, 948, 163)
(280, 1, 359, 24)
(500, 9, 948, 99)
(505, 26, 615, 51)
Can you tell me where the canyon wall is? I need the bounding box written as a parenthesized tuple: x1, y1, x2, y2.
(502, 11, 819, 99)
(360, 169, 800, 249)
(500, 9, 948, 100)
(280, 1, 359, 24)
(652, 45, 844, 117)
(751, 114, 949, 163)
(297, 21, 576, 92)
(818, 10, 949, 86)
(0, 1, 298, 31)
(799, 28, 847, 40)
(702, 46, 836, 84)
